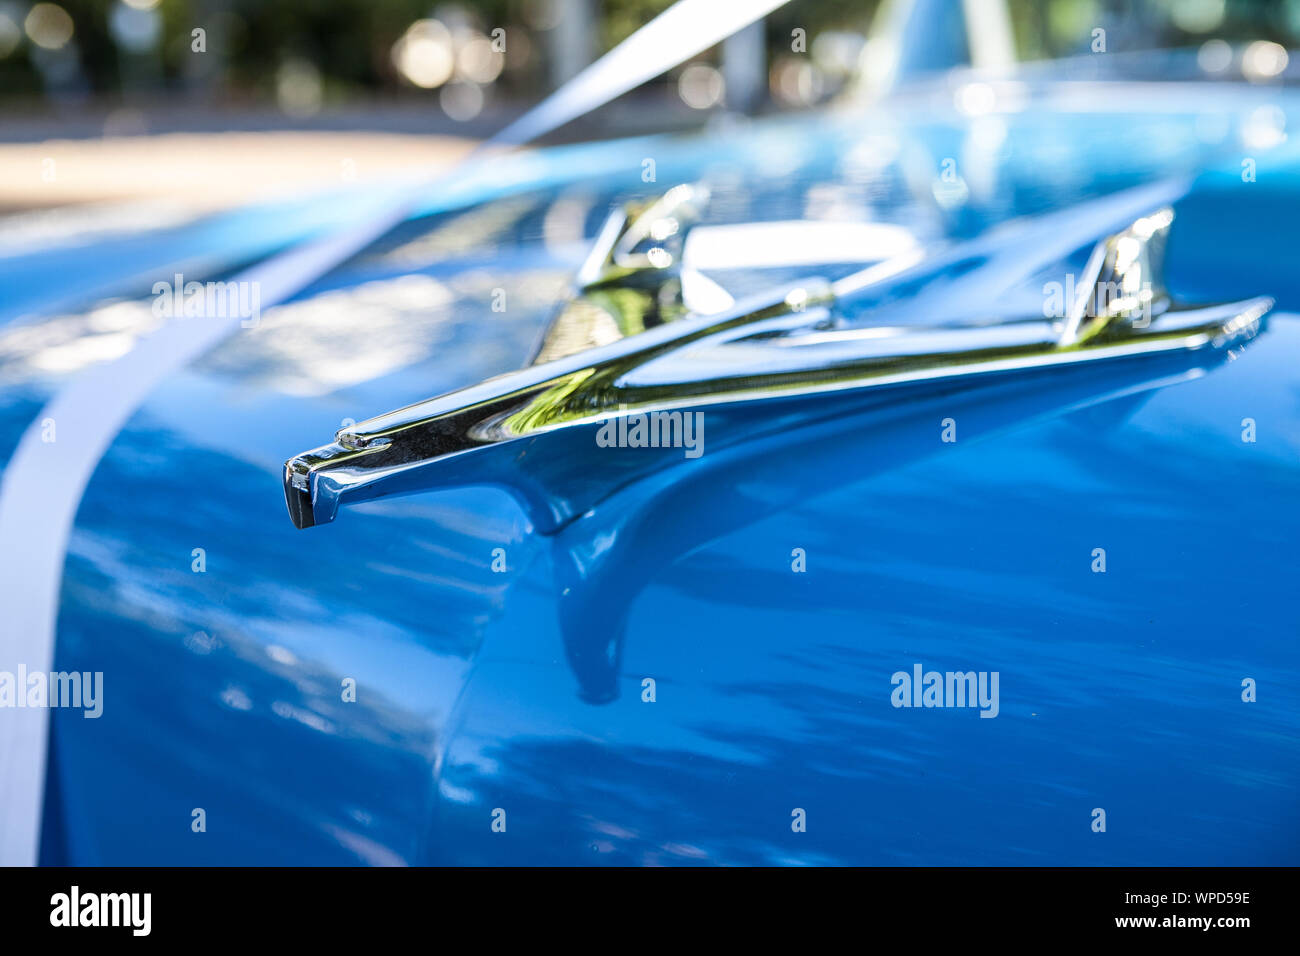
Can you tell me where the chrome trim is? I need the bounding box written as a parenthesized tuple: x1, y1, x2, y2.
(283, 204, 1271, 530)
(531, 183, 717, 364)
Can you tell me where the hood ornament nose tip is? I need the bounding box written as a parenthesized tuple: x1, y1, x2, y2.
(282, 197, 1272, 532)
(287, 458, 312, 492)
(284, 459, 317, 529)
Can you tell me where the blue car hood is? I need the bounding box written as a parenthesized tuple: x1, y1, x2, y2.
(3, 80, 1299, 865)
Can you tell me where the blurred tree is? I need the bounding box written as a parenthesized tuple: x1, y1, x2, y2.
(3, 0, 1296, 113)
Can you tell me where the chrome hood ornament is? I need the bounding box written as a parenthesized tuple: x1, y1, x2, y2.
(282, 192, 1271, 531)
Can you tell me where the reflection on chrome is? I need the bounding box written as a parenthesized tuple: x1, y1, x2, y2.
(532, 182, 720, 363)
(282, 200, 1272, 531)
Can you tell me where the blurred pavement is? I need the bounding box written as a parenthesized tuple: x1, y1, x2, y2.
(0, 130, 479, 215)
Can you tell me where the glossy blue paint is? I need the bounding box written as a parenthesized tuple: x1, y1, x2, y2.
(0, 185, 413, 328)
(4, 81, 1297, 864)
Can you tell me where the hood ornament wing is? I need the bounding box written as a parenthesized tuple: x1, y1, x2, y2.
(530, 182, 724, 364)
(282, 199, 1271, 531)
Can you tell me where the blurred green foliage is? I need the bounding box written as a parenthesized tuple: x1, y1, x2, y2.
(0, 0, 883, 106)
(3, 0, 1298, 108)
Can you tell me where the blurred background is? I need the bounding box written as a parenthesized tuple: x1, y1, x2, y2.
(2, 0, 1300, 214)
